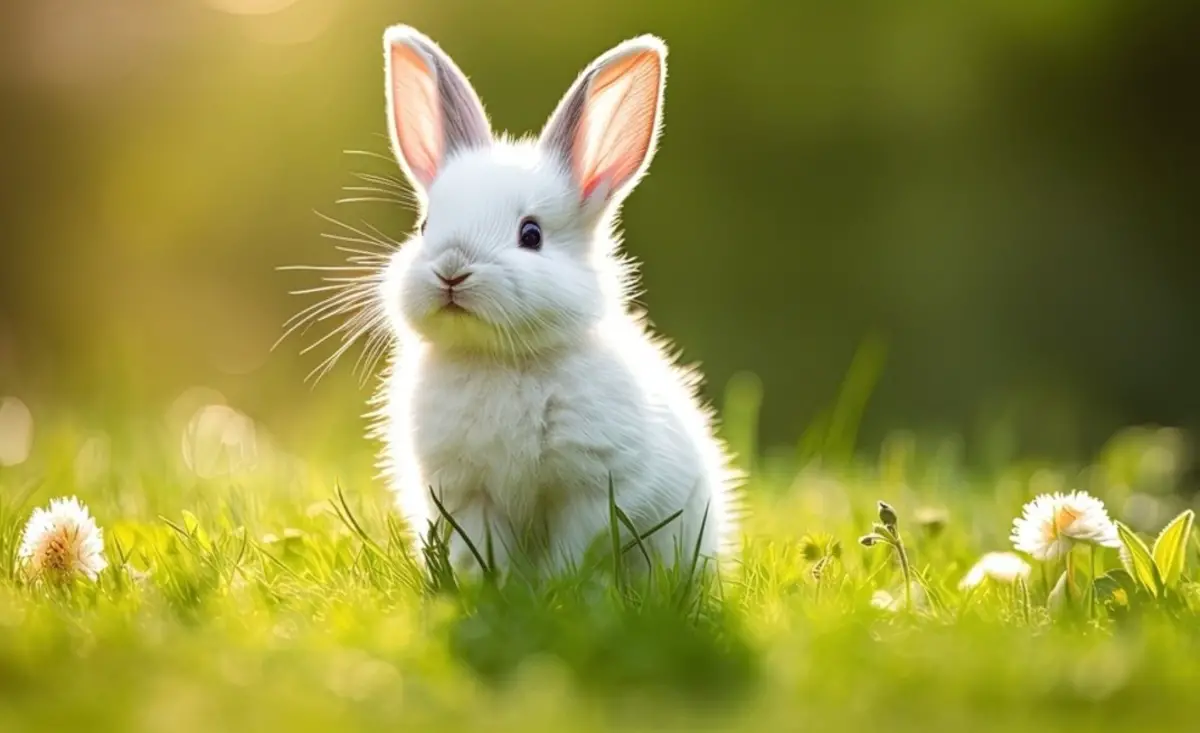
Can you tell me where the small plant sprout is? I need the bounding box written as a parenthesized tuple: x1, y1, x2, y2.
(1010, 490, 1121, 618)
(858, 533, 884, 547)
(860, 501, 916, 612)
(17, 496, 108, 584)
(801, 534, 842, 600)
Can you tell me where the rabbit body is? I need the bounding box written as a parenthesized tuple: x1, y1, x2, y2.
(373, 27, 740, 576)
(383, 276, 733, 575)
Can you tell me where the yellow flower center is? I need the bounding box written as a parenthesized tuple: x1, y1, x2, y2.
(33, 526, 79, 580)
(1043, 506, 1079, 542)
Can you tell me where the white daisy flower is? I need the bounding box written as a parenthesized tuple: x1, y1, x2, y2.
(18, 496, 108, 582)
(1010, 490, 1120, 561)
(959, 551, 1032, 590)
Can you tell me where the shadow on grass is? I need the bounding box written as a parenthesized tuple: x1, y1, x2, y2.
(415, 485, 762, 708)
(441, 570, 761, 706)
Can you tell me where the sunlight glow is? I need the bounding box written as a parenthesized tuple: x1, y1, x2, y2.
(207, 0, 299, 15)
(212, 0, 340, 45)
(75, 434, 112, 488)
(0, 397, 33, 467)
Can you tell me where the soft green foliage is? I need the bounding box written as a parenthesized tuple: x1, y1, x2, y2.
(1116, 521, 1162, 597)
(1152, 510, 1195, 589)
(1, 414, 1199, 733)
(1116, 510, 1197, 600)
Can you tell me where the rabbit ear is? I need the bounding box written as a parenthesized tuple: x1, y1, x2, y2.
(540, 35, 667, 206)
(383, 26, 491, 192)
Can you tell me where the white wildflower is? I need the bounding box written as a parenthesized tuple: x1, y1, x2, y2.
(1010, 490, 1120, 561)
(870, 590, 900, 611)
(959, 551, 1032, 590)
(869, 582, 927, 613)
(18, 497, 108, 582)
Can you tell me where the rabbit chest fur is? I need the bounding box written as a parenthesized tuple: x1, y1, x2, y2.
(384, 325, 721, 574)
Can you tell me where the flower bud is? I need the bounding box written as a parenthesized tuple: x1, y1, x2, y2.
(877, 501, 898, 530)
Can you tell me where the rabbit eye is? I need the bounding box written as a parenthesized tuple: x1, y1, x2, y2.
(418, 217, 428, 235)
(518, 218, 542, 251)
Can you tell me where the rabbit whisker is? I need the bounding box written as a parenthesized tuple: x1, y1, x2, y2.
(354, 324, 394, 385)
(307, 307, 388, 385)
(350, 172, 412, 192)
(281, 284, 371, 329)
(276, 281, 379, 350)
(316, 212, 404, 252)
(336, 196, 414, 207)
(358, 219, 408, 250)
(342, 185, 410, 197)
(319, 234, 393, 256)
(276, 264, 379, 273)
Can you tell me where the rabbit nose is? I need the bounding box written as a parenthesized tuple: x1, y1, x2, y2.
(436, 270, 471, 287)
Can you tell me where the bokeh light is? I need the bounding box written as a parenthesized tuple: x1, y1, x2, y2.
(0, 397, 34, 466)
(181, 403, 259, 478)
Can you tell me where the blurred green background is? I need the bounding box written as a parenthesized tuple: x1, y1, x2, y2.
(2, 0, 1198, 461)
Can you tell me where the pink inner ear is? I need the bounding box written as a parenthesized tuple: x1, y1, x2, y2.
(389, 44, 443, 188)
(581, 165, 618, 200)
(574, 49, 661, 201)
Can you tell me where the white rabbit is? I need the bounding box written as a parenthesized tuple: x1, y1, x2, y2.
(372, 25, 742, 578)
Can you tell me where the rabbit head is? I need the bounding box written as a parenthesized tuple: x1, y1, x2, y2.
(379, 26, 667, 357)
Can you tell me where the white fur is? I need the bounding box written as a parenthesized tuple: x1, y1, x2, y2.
(372, 26, 742, 577)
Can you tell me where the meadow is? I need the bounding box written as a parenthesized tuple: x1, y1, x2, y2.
(1, 379, 1198, 733)
(3, 4, 1198, 731)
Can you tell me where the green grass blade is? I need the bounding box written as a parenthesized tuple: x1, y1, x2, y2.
(607, 474, 623, 594)
(676, 501, 711, 610)
(622, 510, 682, 555)
(428, 488, 489, 577)
(614, 504, 652, 568)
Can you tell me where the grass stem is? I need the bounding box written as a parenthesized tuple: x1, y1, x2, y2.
(1088, 544, 1097, 621)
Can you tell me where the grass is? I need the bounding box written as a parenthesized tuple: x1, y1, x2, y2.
(1, 386, 1198, 733)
